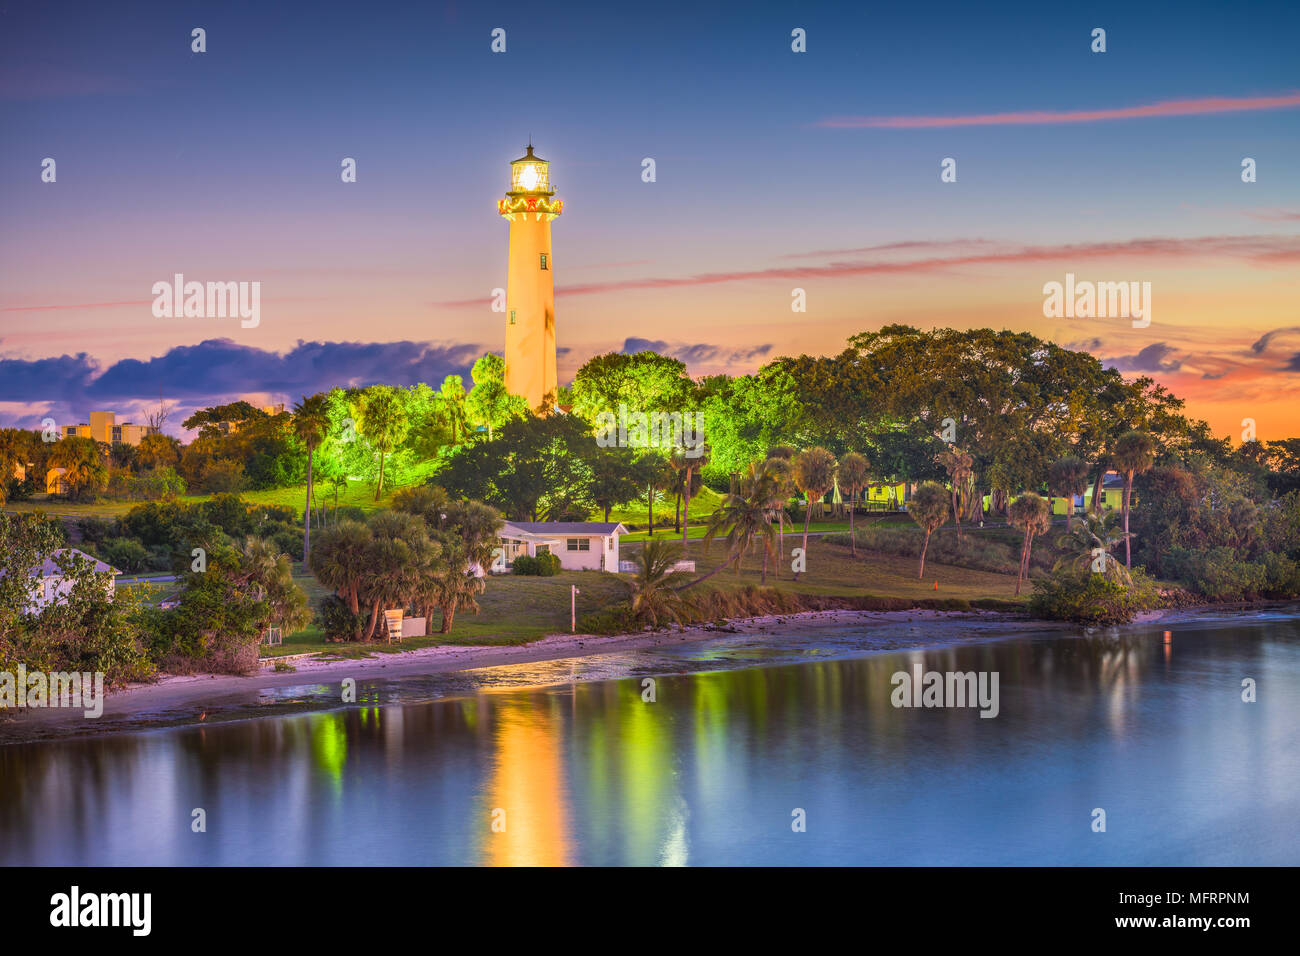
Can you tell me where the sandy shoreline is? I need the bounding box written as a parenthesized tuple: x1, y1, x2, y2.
(0, 603, 1191, 740)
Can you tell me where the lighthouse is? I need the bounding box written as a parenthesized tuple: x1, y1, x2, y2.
(499, 144, 563, 411)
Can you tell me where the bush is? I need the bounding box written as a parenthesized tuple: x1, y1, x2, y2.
(98, 537, 151, 573)
(5, 473, 37, 502)
(512, 552, 561, 576)
(106, 467, 186, 501)
(268, 529, 303, 562)
(1029, 568, 1161, 625)
(1161, 546, 1300, 601)
(319, 594, 367, 641)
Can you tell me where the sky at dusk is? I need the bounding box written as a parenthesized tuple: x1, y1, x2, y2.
(2, 0, 1298, 439)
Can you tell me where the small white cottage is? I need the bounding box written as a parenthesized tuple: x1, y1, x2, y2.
(24, 548, 120, 614)
(496, 522, 627, 572)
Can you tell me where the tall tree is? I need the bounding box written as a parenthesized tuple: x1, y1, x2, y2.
(465, 353, 528, 440)
(309, 519, 373, 638)
(1008, 493, 1051, 595)
(935, 445, 974, 542)
(765, 446, 795, 562)
(359, 386, 409, 501)
(793, 446, 836, 579)
(1112, 430, 1157, 567)
(48, 436, 108, 500)
(837, 452, 870, 556)
(699, 460, 781, 584)
(439, 374, 470, 445)
(292, 393, 331, 561)
(673, 444, 710, 550)
(909, 482, 950, 579)
(1047, 456, 1089, 532)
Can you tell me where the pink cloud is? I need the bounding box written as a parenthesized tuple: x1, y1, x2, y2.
(817, 92, 1300, 129)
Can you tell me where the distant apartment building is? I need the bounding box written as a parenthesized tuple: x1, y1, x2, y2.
(61, 411, 157, 446)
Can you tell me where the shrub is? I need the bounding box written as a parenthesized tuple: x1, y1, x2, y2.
(76, 516, 116, 545)
(512, 552, 561, 576)
(268, 529, 303, 562)
(1029, 567, 1161, 625)
(319, 594, 367, 642)
(1159, 546, 1300, 601)
(98, 537, 151, 573)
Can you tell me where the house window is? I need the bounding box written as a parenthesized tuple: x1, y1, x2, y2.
(509, 310, 516, 325)
(566, 538, 590, 551)
(539, 253, 548, 270)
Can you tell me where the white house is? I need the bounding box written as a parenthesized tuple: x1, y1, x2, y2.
(496, 522, 627, 572)
(23, 549, 120, 614)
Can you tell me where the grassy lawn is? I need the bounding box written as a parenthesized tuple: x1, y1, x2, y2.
(266, 527, 1026, 660)
(656, 534, 1028, 603)
(263, 565, 633, 658)
(4, 461, 442, 522)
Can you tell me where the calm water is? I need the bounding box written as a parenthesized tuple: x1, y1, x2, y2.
(2, 612, 1298, 865)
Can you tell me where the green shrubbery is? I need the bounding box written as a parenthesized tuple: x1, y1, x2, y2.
(78, 494, 303, 572)
(318, 594, 368, 641)
(1029, 568, 1162, 625)
(512, 552, 562, 576)
(0, 516, 156, 685)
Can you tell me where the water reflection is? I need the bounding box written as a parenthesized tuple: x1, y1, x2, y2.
(2, 616, 1297, 865)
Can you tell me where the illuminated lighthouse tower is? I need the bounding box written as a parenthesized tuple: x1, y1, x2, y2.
(499, 144, 563, 411)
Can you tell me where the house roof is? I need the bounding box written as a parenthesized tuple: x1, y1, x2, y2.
(502, 522, 627, 536)
(33, 548, 120, 578)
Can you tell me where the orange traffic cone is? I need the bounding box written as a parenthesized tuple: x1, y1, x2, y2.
(933, 580, 938, 590)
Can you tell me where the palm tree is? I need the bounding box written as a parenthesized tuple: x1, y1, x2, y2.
(837, 452, 870, 557)
(696, 461, 781, 585)
(935, 446, 973, 542)
(638, 453, 676, 537)
(308, 519, 373, 637)
(629, 539, 687, 626)
(239, 536, 311, 634)
(359, 386, 409, 501)
(1111, 430, 1156, 567)
(1054, 510, 1131, 585)
(1007, 493, 1051, 595)
(49, 437, 108, 501)
(329, 474, 348, 523)
(909, 482, 950, 579)
(763, 448, 795, 563)
(792, 446, 836, 579)
(0, 428, 32, 508)
(1047, 456, 1090, 532)
(673, 443, 710, 551)
(292, 394, 331, 561)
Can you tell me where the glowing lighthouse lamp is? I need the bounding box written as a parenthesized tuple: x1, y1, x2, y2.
(499, 144, 564, 411)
